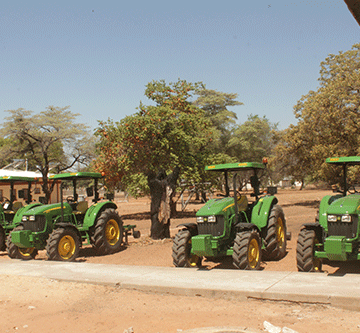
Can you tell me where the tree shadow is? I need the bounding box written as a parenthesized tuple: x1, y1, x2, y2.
(199, 256, 266, 271)
(122, 212, 150, 220)
(282, 200, 320, 208)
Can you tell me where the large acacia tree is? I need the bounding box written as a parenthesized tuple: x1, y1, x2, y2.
(273, 43, 360, 185)
(95, 79, 216, 239)
(0, 106, 95, 202)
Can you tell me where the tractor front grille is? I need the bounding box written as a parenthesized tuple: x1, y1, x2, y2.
(197, 216, 224, 237)
(23, 216, 46, 233)
(328, 215, 358, 239)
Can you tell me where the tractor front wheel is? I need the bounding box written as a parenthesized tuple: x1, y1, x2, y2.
(263, 205, 287, 260)
(46, 227, 80, 262)
(232, 230, 262, 270)
(172, 229, 202, 268)
(296, 228, 322, 272)
(6, 226, 38, 260)
(94, 208, 123, 255)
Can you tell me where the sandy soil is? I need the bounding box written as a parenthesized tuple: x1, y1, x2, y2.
(1, 188, 360, 332)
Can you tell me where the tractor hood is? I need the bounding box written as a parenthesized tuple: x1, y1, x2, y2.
(196, 197, 236, 216)
(326, 194, 360, 215)
(23, 202, 72, 216)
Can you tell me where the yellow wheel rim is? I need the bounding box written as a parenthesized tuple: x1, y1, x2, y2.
(248, 238, 260, 269)
(105, 219, 120, 246)
(18, 247, 35, 257)
(58, 235, 76, 260)
(276, 217, 285, 249)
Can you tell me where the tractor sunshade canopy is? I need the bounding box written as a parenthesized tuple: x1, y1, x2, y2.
(205, 162, 265, 172)
(326, 156, 360, 166)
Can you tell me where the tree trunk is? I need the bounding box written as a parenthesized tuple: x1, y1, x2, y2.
(148, 167, 180, 240)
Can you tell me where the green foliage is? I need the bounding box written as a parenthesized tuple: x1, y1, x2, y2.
(273, 43, 360, 185)
(227, 114, 277, 162)
(95, 79, 216, 195)
(194, 89, 242, 151)
(0, 106, 95, 201)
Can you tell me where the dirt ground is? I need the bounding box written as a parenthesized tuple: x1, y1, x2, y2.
(1, 188, 360, 332)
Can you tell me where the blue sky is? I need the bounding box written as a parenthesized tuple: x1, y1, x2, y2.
(1, 0, 359, 132)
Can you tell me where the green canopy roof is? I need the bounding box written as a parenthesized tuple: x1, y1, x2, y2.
(205, 162, 265, 172)
(326, 156, 360, 165)
(0, 175, 39, 182)
(49, 172, 103, 181)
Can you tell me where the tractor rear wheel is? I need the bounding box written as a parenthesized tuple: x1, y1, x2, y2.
(296, 228, 322, 272)
(6, 226, 38, 260)
(232, 230, 262, 270)
(172, 229, 202, 268)
(263, 205, 287, 260)
(0, 225, 6, 251)
(46, 227, 80, 262)
(94, 208, 123, 255)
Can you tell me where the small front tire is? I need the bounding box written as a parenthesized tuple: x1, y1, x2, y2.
(233, 230, 262, 270)
(46, 227, 80, 262)
(172, 230, 202, 268)
(6, 226, 38, 260)
(296, 228, 322, 272)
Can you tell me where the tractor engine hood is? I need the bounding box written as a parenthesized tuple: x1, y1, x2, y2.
(196, 197, 236, 217)
(326, 194, 360, 215)
(23, 202, 72, 216)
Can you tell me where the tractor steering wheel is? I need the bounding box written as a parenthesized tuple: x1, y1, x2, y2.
(66, 196, 75, 203)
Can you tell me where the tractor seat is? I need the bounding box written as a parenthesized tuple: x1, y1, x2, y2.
(74, 201, 88, 214)
(12, 201, 23, 212)
(237, 195, 248, 211)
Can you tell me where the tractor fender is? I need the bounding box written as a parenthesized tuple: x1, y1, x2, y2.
(251, 195, 278, 229)
(83, 201, 118, 228)
(235, 222, 260, 233)
(300, 222, 325, 243)
(176, 222, 198, 235)
(54, 222, 82, 244)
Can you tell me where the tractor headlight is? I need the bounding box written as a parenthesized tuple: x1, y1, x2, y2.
(327, 215, 337, 222)
(21, 216, 27, 222)
(341, 214, 352, 223)
(197, 216, 204, 223)
(207, 215, 216, 223)
(196, 215, 216, 223)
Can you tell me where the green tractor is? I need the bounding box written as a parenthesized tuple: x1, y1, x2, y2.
(172, 161, 290, 270)
(0, 175, 42, 251)
(6, 172, 140, 261)
(297, 156, 360, 272)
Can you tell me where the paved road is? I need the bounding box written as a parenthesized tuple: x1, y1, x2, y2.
(1, 260, 359, 311)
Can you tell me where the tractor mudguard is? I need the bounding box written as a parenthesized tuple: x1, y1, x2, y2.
(318, 194, 342, 229)
(251, 196, 278, 229)
(176, 222, 198, 234)
(235, 222, 259, 233)
(82, 201, 118, 228)
(54, 222, 82, 242)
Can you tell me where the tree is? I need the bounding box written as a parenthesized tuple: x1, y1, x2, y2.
(227, 114, 277, 162)
(193, 89, 242, 151)
(0, 106, 95, 202)
(95, 79, 215, 239)
(273, 43, 360, 185)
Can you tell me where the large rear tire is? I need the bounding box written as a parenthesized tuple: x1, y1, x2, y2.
(232, 230, 262, 270)
(46, 227, 80, 262)
(172, 229, 202, 268)
(263, 205, 287, 260)
(296, 228, 322, 272)
(6, 226, 38, 260)
(94, 208, 123, 255)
